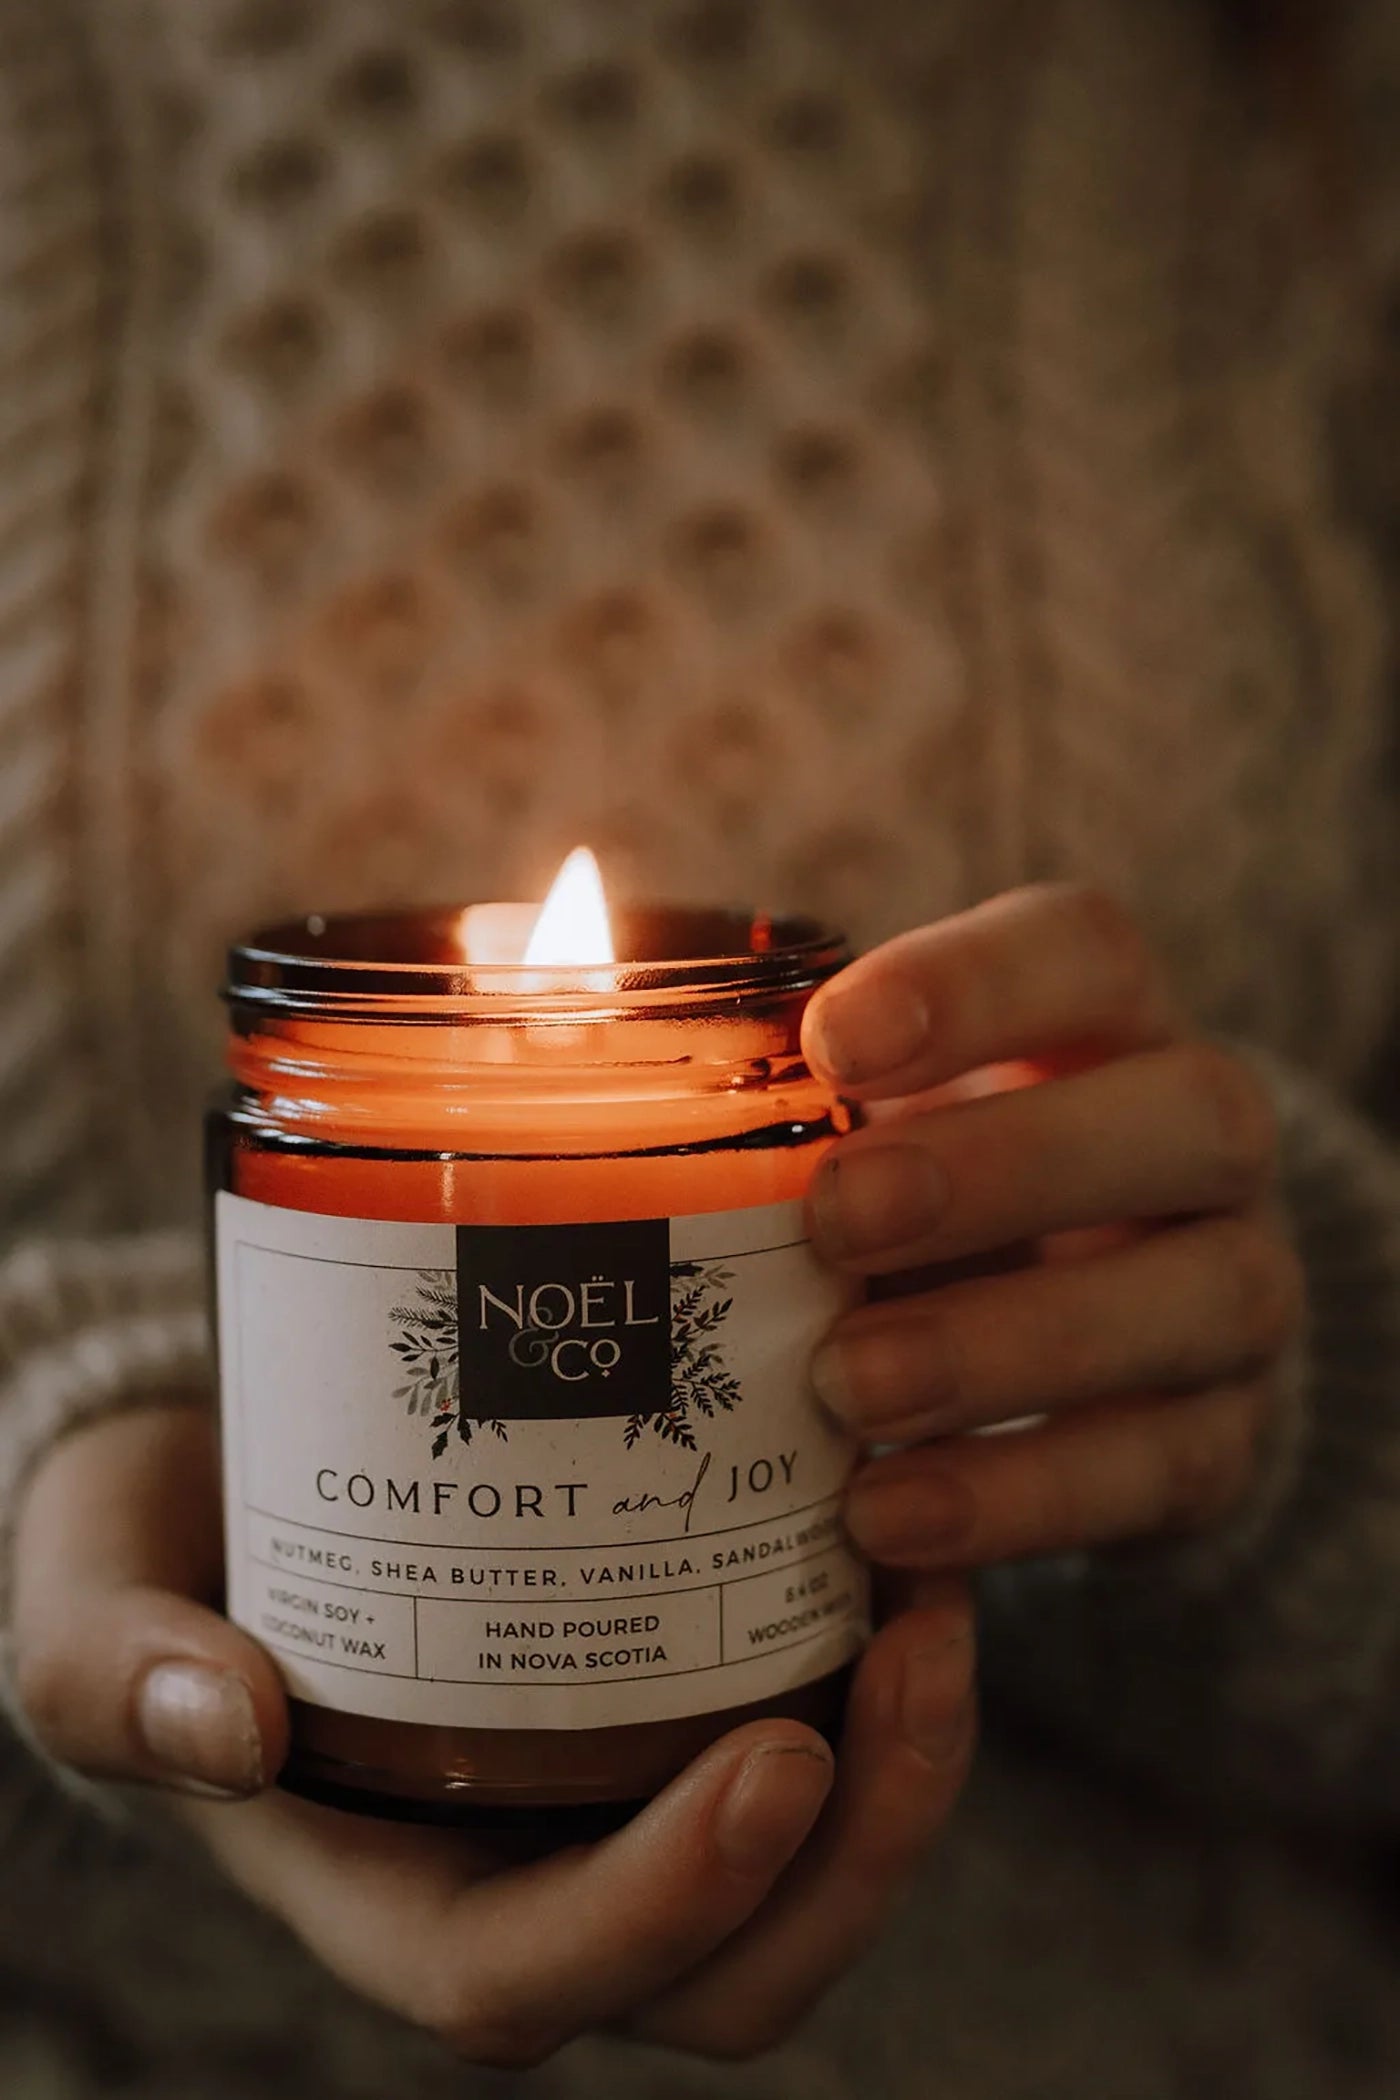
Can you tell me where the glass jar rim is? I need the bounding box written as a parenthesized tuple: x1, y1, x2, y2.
(227, 905, 849, 1017)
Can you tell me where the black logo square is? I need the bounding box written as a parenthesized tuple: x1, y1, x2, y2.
(456, 1218, 673, 1420)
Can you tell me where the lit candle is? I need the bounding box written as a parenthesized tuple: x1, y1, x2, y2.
(211, 854, 869, 1823)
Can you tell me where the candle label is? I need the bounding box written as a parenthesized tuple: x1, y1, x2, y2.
(216, 1193, 870, 1729)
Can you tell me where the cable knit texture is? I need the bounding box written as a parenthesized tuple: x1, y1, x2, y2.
(2, 0, 1400, 2095)
(0, 1232, 206, 1635)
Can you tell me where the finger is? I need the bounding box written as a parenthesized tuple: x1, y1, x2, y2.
(803, 884, 1178, 1101)
(813, 1212, 1304, 1441)
(440, 1723, 835, 2062)
(846, 1381, 1274, 1568)
(189, 1719, 835, 2067)
(635, 1589, 975, 2059)
(808, 1042, 1280, 1275)
(11, 1406, 288, 1796)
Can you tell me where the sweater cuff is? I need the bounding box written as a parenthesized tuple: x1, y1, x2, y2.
(0, 1235, 210, 1632)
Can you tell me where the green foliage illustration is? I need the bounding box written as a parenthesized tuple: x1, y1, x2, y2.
(624, 1260, 742, 1452)
(389, 1274, 506, 1459)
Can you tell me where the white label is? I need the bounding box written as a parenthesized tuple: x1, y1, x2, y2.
(216, 1193, 869, 1729)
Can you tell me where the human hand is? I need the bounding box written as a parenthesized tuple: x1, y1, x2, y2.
(10, 1405, 974, 2065)
(802, 885, 1305, 1572)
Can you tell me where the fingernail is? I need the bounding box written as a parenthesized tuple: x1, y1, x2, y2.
(846, 1469, 970, 1561)
(810, 1146, 948, 1262)
(811, 1341, 859, 1427)
(813, 1329, 957, 1436)
(714, 1742, 834, 1877)
(808, 975, 928, 1088)
(900, 1636, 975, 1764)
(136, 1663, 263, 1797)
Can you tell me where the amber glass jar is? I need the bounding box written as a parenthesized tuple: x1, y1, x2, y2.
(208, 906, 867, 1824)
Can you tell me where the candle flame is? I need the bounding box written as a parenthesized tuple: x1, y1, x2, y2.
(523, 847, 614, 967)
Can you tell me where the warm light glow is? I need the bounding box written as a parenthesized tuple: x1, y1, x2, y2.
(523, 847, 614, 967)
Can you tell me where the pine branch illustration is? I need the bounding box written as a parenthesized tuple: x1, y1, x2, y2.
(658, 1255, 744, 1450)
(652, 1407, 697, 1451)
(671, 1281, 708, 1326)
(391, 1272, 475, 1454)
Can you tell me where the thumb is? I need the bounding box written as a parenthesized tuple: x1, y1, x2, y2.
(11, 1405, 288, 1797)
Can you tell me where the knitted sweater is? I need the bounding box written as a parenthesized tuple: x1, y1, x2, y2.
(3, 0, 1400, 2093)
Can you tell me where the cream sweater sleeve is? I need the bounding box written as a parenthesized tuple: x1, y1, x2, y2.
(0, 1234, 208, 1628)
